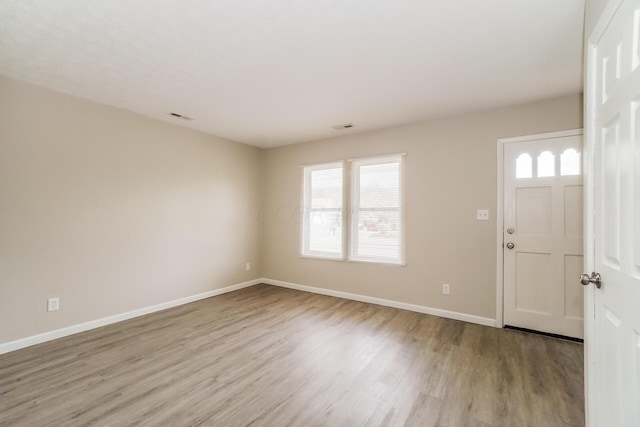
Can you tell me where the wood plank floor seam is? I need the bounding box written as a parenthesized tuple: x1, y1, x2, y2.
(0, 284, 584, 426)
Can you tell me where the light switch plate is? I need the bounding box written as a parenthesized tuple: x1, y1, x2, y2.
(476, 209, 489, 220)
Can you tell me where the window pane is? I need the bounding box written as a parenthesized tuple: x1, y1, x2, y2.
(351, 156, 403, 264)
(537, 151, 555, 177)
(560, 148, 581, 176)
(311, 168, 342, 209)
(302, 162, 343, 258)
(359, 162, 399, 208)
(516, 153, 532, 178)
(355, 210, 400, 259)
(309, 211, 342, 254)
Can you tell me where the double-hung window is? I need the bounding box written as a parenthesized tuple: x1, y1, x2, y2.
(350, 155, 404, 264)
(301, 162, 344, 259)
(301, 155, 404, 264)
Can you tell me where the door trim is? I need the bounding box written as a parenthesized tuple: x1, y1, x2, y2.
(495, 128, 584, 329)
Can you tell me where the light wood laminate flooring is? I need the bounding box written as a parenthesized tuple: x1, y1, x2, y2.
(0, 284, 584, 426)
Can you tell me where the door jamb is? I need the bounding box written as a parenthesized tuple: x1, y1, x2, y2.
(495, 128, 584, 329)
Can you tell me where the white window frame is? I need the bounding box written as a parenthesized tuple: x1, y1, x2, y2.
(349, 155, 405, 265)
(300, 155, 406, 265)
(300, 161, 345, 260)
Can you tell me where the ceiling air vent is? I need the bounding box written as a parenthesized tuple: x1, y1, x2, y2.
(168, 112, 193, 121)
(332, 123, 354, 130)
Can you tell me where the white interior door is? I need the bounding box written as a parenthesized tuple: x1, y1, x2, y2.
(587, 0, 640, 425)
(503, 132, 584, 339)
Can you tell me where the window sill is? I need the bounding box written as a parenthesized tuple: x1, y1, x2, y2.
(299, 254, 406, 266)
(348, 258, 406, 267)
(299, 254, 345, 262)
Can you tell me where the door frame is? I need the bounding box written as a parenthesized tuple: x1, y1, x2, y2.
(584, 1, 624, 425)
(495, 128, 584, 329)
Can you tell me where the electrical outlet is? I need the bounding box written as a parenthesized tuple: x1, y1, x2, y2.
(245, 262, 251, 271)
(47, 297, 60, 312)
(442, 284, 450, 295)
(476, 209, 489, 220)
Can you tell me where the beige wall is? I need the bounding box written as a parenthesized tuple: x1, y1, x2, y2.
(0, 76, 262, 343)
(585, 0, 611, 39)
(262, 94, 583, 320)
(0, 73, 583, 345)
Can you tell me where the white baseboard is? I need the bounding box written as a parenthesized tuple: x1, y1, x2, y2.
(1, 277, 496, 355)
(0, 279, 262, 355)
(261, 278, 497, 327)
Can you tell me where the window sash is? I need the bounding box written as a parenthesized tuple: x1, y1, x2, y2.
(301, 162, 344, 259)
(350, 156, 404, 264)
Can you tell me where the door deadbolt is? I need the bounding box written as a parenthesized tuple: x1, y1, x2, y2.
(506, 242, 515, 249)
(506, 227, 515, 234)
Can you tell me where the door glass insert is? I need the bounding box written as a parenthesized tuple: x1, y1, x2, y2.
(561, 148, 581, 176)
(537, 151, 555, 177)
(516, 153, 533, 178)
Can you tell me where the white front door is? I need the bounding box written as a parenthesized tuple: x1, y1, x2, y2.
(586, 0, 640, 425)
(502, 131, 584, 339)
